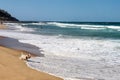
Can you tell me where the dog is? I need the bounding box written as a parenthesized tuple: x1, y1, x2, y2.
(19, 53, 31, 60)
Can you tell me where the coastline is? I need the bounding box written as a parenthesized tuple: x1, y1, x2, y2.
(0, 24, 63, 80)
(1, 22, 120, 80)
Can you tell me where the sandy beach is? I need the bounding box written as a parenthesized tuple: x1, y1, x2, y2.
(0, 24, 6, 29)
(0, 24, 63, 80)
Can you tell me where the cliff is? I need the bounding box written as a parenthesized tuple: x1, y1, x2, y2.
(0, 9, 19, 21)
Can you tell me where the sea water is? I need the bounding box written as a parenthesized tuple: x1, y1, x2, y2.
(0, 22, 120, 80)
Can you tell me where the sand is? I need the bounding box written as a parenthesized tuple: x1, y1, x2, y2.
(0, 24, 6, 29)
(0, 24, 63, 80)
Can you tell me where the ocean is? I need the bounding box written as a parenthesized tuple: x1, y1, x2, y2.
(0, 22, 120, 80)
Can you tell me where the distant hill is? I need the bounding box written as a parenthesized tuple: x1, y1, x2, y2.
(0, 9, 19, 21)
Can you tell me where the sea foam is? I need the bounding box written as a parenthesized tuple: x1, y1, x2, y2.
(28, 22, 120, 32)
(1, 23, 120, 80)
(5, 23, 35, 32)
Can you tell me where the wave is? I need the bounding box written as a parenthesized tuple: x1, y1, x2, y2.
(1, 29, 120, 63)
(1, 24, 120, 80)
(31, 22, 47, 25)
(107, 26, 120, 30)
(28, 22, 120, 31)
(46, 22, 80, 28)
(47, 22, 120, 30)
(21, 22, 47, 26)
(28, 22, 102, 28)
(5, 23, 35, 32)
(4, 22, 120, 39)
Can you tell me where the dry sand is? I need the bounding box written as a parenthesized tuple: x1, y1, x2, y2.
(0, 24, 63, 80)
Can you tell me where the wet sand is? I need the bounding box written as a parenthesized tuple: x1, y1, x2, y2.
(0, 24, 63, 80)
(0, 46, 63, 80)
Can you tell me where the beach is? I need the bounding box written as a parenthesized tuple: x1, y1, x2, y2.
(0, 24, 6, 29)
(1, 22, 120, 80)
(0, 0, 119, 79)
(0, 24, 63, 80)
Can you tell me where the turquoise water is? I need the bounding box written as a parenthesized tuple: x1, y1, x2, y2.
(1, 22, 120, 80)
(22, 22, 120, 39)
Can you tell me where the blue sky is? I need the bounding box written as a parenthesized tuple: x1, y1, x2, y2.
(0, 0, 120, 21)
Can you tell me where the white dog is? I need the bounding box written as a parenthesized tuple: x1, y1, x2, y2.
(19, 53, 31, 60)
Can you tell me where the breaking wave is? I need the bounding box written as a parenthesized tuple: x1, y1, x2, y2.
(5, 23, 35, 32)
(1, 22, 120, 80)
(26, 22, 120, 31)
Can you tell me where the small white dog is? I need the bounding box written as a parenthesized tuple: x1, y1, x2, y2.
(19, 53, 31, 60)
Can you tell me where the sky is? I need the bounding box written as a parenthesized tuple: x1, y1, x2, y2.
(0, 0, 120, 22)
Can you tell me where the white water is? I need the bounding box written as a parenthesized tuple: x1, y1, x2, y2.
(1, 23, 120, 80)
(5, 23, 35, 32)
(27, 22, 120, 31)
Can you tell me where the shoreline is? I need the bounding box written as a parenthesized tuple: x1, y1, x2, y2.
(0, 24, 63, 80)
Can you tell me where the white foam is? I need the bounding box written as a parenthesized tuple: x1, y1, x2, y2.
(22, 22, 120, 31)
(46, 22, 98, 28)
(21, 22, 47, 26)
(107, 26, 120, 30)
(31, 22, 47, 25)
(30, 22, 104, 29)
(27, 54, 120, 80)
(1, 23, 120, 80)
(45, 22, 120, 31)
(1, 29, 120, 64)
(81, 27, 105, 30)
(20, 37, 120, 62)
(5, 23, 35, 32)
(46, 22, 79, 27)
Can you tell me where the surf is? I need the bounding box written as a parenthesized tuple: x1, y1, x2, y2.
(1, 22, 120, 80)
